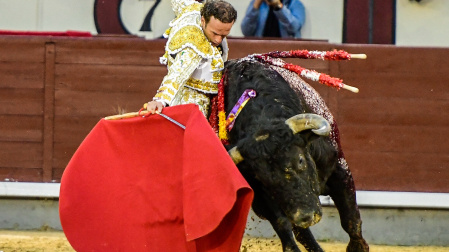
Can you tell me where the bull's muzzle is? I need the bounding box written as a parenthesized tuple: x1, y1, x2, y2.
(292, 209, 322, 228)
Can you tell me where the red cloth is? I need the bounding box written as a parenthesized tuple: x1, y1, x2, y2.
(59, 104, 253, 251)
(0, 30, 92, 37)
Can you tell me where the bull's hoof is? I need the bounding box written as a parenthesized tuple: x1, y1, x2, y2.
(347, 238, 369, 252)
(301, 243, 324, 252)
(282, 243, 301, 252)
(284, 247, 301, 252)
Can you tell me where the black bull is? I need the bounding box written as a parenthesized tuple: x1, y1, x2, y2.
(222, 59, 369, 252)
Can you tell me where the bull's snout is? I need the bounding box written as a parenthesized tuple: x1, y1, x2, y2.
(291, 209, 322, 228)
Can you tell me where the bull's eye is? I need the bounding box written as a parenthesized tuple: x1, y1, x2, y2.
(297, 154, 306, 171)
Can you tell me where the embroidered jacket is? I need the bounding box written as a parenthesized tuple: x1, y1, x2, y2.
(153, 0, 228, 106)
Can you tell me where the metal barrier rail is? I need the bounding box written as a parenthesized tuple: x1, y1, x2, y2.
(1, 182, 449, 209)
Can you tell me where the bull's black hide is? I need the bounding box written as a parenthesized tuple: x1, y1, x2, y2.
(223, 59, 369, 252)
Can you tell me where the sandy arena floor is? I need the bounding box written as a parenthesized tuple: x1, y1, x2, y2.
(0, 230, 448, 252)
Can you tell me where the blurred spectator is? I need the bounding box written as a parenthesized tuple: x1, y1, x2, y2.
(241, 0, 305, 38)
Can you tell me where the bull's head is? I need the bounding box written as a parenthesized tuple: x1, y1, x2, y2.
(228, 113, 330, 228)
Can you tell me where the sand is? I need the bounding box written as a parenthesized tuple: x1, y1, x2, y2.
(0, 230, 447, 252)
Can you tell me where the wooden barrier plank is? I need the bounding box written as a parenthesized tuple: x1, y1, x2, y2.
(0, 115, 42, 142)
(0, 88, 43, 115)
(0, 142, 42, 169)
(55, 90, 155, 117)
(338, 44, 449, 73)
(0, 62, 44, 89)
(337, 72, 449, 100)
(54, 64, 165, 92)
(0, 37, 45, 62)
(340, 125, 449, 154)
(53, 141, 85, 170)
(55, 38, 166, 66)
(53, 117, 100, 145)
(338, 98, 449, 126)
(347, 152, 449, 193)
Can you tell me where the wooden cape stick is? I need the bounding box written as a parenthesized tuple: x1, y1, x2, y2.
(105, 103, 152, 120)
(104, 111, 142, 120)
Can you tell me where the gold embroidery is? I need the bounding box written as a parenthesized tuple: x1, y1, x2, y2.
(171, 0, 201, 16)
(168, 26, 213, 57)
(155, 47, 203, 105)
(212, 58, 220, 67)
(172, 82, 180, 90)
(172, 85, 211, 117)
(179, 3, 202, 16)
(185, 78, 218, 93)
(154, 93, 172, 102)
(212, 71, 222, 83)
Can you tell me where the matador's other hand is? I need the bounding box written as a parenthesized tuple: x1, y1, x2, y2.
(146, 101, 164, 114)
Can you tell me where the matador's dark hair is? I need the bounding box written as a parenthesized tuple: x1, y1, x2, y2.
(201, 0, 237, 24)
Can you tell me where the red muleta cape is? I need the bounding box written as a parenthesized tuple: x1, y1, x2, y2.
(59, 104, 253, 251)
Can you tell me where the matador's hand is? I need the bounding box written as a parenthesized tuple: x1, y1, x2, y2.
(145, 101, 164, 114)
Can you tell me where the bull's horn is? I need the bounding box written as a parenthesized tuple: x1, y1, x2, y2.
(285, 114, 331, 136)
(228, 146, 244, 165)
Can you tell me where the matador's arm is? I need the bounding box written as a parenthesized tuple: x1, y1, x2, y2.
(153, 47, 203, 106)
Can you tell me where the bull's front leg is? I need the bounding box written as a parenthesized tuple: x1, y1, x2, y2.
(327, 162, 369, 252)
(252, 194, 301, 252)
(292, 226, 324, 252)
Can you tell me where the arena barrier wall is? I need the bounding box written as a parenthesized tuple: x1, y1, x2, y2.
(0, 35, 448, 193)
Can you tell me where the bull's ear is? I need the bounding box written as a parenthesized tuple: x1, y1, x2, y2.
(285, 113, 331, 136)
(228, 146, 244, 165)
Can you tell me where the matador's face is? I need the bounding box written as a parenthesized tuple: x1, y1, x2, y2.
(201, 16, 234, 47)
